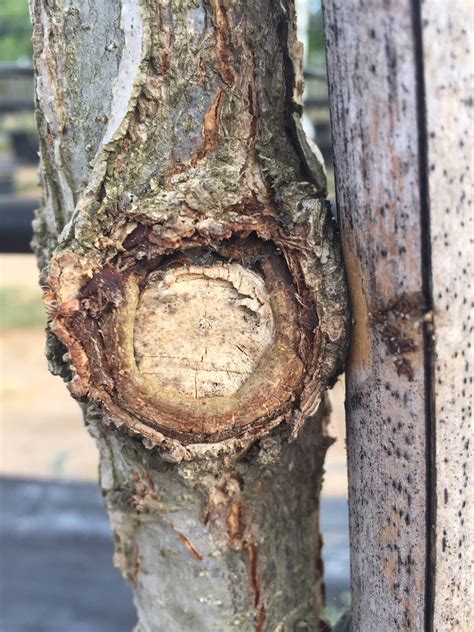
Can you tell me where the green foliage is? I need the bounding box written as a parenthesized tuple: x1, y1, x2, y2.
(307, 1, 326, 68)
(0, 0, 32, 62)
(51, 451, 71, 476)
(324, 590, 352, 627)
(0, 286, 45, 330)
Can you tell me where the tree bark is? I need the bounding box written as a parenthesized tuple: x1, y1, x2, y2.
(324, 1, 473, 630)
(31, 1, 349, 629)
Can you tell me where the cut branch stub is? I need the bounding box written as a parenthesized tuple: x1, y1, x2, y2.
(133, 261, 276, 400)
(37, 0, 349, 455)
(45, 211, 347, 451)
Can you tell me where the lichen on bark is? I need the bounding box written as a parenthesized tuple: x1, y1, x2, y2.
(31, 0, 349, 629)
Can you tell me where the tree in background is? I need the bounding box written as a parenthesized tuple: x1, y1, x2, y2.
(0, 2, 32, 62)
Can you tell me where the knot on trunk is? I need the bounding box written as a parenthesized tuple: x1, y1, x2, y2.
(45, 211, 348, 453)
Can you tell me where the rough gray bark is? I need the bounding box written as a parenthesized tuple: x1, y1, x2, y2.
(324, 1, 473, 630)
(89, 404, 332, 630)
(31, 1, 349, 630)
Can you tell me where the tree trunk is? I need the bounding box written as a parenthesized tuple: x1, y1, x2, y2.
(324, 1, 473, 630)
(30, 1, 349, 629)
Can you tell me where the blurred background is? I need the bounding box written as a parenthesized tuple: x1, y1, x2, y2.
(0, 1, 349, 629)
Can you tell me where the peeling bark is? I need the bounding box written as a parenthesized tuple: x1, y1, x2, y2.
(31, 1, 349, 629)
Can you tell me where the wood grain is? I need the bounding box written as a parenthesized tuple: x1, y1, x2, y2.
(324, 1, 473, 629)
(134, 263, 275, 399)
(422, 2, 474, 629)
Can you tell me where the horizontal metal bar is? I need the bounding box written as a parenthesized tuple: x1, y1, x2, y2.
(303, 68, 327, 81)
(1, 64, 327, 82)
(0, 62, 34, 77)
(0, 99, 34, 113)
(304, 97, 330, 108)
(0, 196, 37, 253)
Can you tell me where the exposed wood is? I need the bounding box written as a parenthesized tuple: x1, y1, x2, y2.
(31, 0, 349, 629)
(324, 1, 472, 630)
(133, 262, 275, 399)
